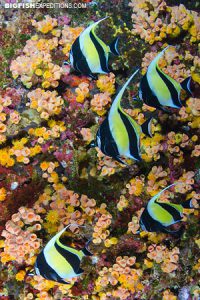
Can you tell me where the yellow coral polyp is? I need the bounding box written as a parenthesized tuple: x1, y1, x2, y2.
(0, 148, 15, 167)
(16, 270, 26, 281)
(40, 161, 49, 171)
(43, 71, 52, 79)
(35, 69, 43, 76)
(42, 81, 51, 89)
(192, 72, 200, 84)
(0, 187, 7, 201)
(96, 73, 116, 95)
(1, 253, 14, 264)
(46, 210, 59, 224)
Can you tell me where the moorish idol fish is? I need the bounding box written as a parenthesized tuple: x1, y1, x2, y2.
(139, 46, 192, 110)
(35, 226, 92, 284)
(88, 69, 153, 164)
(139, 183, 194, 235)
(69, 17, 119, 78)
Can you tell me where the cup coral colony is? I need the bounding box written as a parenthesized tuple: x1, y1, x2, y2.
(0, 1, 199, 299)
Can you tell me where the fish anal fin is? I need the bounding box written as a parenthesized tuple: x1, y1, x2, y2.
(109, 37, 120, 56)
(181, 76, 192, 96)
(164, 225, 184, 237)
(141, 117, 153, 137)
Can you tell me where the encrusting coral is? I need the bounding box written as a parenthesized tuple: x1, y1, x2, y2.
(129, 0, 200, 45)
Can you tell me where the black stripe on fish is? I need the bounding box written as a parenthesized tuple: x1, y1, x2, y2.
(140, 208, 165, 232)
(96, 117, 120, 159)
(156, 66, 182, 108)
(55, 241, 81, 275)
(118, 108, 142, 161)
(139, 74, 162, 109)
(35, 251, 67, 284)
(71, 38, 92, 75)
(156, 202, 182, 222)
(89, 30, 109, 73)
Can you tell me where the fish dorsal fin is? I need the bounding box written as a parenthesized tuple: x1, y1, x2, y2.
(110, 69, 140, 113)
(85, 17, 109, 36)
(44, 225, 70, 252)
(148, 183, 178, 206)
(149, 45, 172, 71)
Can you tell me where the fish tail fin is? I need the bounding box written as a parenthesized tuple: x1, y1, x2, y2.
(181, 76, 192, 96)
(141, 117, 153, 137)
(81, 238, 93, 256)
(181, 199, 193, 209)
(109, 37, 120, 55)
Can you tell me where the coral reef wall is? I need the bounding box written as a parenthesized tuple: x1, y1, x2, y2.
(0, 0, 199, 299)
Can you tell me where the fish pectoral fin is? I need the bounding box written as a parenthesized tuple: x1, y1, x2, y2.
(181, 76, 192, 96)
(141, 117, 153, 137)
(109, 37, 120, 55)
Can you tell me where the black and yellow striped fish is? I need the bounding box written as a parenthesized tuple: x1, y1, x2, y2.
(139, 183, 194, 235)
(69, 17, 119, 78)
(89, 69, 153, 164)
(35, 226, 92, 284)
(139, 46, 192, 110)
